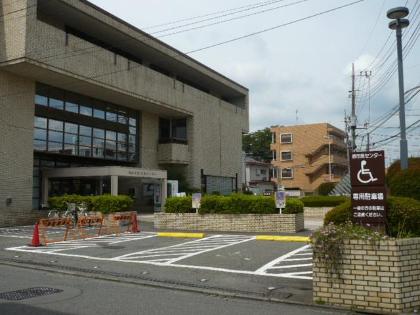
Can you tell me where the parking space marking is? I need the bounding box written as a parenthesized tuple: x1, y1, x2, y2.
(5, 232, 157, 253)
(254, 244, 313, 280)
(112, 234, 255, 264)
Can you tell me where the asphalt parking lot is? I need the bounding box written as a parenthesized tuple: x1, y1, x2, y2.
(0, 225, 315, 303)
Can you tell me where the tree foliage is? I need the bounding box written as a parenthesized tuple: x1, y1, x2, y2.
(242, 128, 272, 162)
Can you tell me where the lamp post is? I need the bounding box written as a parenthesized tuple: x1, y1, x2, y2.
(387, 7, 410, 170)
(324, 135, 332, 181)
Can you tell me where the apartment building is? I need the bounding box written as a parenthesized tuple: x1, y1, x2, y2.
(0, 0, 249, 226)
(270, 123, 348, 194)
(242, 155, 275, 194)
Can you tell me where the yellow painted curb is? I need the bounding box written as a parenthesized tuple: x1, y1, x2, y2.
(256, 235, 310, 242)
(157, 232, 205, 238)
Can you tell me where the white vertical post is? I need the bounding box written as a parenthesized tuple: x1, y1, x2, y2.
(161, 178, 167, 211)
(111, 175, 118, 196)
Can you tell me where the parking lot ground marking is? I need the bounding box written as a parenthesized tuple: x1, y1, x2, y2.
(266, 264, 312, 269)
(112, 234, 255, 264)
(255, 235, 310, 242)
(157, 232, 205, 238)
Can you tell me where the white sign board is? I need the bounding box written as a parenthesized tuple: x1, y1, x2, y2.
(192, 193, 202, 209)
(275, 191, 286, 210)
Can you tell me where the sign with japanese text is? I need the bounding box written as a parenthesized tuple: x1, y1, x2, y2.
(350, 151, 387, 226)
(192, 193, 202, 209)
(275, 191, 286, 211)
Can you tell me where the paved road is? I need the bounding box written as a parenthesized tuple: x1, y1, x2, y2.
(0, 264, 354, 315)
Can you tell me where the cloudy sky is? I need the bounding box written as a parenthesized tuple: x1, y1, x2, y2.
(90, 0, 420, 163)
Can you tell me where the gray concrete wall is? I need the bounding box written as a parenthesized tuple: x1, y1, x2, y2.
(0, 71, 39, 226)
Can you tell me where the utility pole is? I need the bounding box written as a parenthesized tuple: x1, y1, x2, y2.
(351, 63, 357, 152)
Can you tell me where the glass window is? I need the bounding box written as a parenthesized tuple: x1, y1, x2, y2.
(106, 130, 116, 141)
(281, 151, 292, 161)
(106, 111, 117, 122)
(93, 128, 105, 139)
(34, 117, 47, 129)
(34, 128, 47, 140)
(93, 109, 105, 120)
(65, 122, 78, 134)
(62, 143, 77, 155)
(34, 140, 47, 151)
(64, 133, 77, 144)
(79, 125, 92, 137)
(80, 105, 92, 117)
(281, 168, 293, 179)
(159, 118, 170, 139)
(65, 102, 78, 113)
(128, 135, 136, 146)
(79, 135, 91, 146)
(117, 133, 127, 143)
(129, 117, 136, 127)
(93, 138, 104, 148)
(104, 146, 116, 159)
(48, 141, 63, 153)
(78, 146, 91, 157)
(118, 112, 128, 125)
(129, 127, 136, 135)
(49, 98, 64, 110)
(48, 130, 63, 142)
(271, 132, 276, 144)
(272, 151, 277, 161)
(49, 119, 63, 131)
(172, 119, 187, 140)
(35, 95, 48, 106)
(280, 133, 293, 144)
(105, 140, 116, 150)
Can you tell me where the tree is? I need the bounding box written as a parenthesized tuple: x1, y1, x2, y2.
(242, 128, 272, 162)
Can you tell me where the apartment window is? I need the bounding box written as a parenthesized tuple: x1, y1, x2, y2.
(159, 118, 187, 143)
(272, 150, 277, 161)
(260, 169, 267, 175)
(281, 151, 292, 161)
(281, 168, 293, 179)
(271, 132, 276, 144)
(280, 133, 293, 144)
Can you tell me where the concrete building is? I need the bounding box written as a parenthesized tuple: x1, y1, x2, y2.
(270, 123, 347, 195)
(0, 0, 249, 226)
(242, 155, 275, 195)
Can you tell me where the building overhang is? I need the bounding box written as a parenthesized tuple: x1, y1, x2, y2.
(0, 59, 192, 118)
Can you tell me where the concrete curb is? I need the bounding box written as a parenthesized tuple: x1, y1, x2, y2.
(157, 232, 205, 238)
(256, 236, 310, 242)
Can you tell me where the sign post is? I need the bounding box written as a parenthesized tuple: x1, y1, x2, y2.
(350, 151, 387, 229)
(275, 191, 286, 214)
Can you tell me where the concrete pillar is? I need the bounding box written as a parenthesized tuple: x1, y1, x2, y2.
(42, 175, 49, 207)
(111, 175, 118, 196)
(161, 178, 167, 211)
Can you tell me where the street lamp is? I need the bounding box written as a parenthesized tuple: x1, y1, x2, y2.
(324, 135, 332, 182)
(387, 7, 410, 170)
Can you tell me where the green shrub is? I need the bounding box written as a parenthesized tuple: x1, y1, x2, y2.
(323, 197, 420, 237)
(386, 157, 420, 183)
(301, 195, 348, 207)
(283, 198, 304, 214)
(164, 196, 193, 213)
(200, 195, 233, 214)
(48, 194, 133, 214)
(388, 169, 420, 201)
(91, 195, 133, 214)
(48, 194, 93, 211)
(317, 182, 336, 196)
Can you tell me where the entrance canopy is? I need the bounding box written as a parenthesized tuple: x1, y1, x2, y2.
(42, 166, 168, 211)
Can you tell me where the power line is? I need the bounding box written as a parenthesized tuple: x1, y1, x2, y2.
(185, 0, 366, 54)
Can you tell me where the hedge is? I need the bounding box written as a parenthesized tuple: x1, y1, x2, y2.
(386, 157, 420, 183)
(301, 195, 348, 207)
(388, 169, 420, 201)
(317, 182, 336, 196)
(324, 196, 420, 237)
(164, 194, 304, 215)
(48, 194, 134, 214)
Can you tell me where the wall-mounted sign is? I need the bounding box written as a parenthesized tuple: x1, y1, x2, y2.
(350, 151, 387, 226)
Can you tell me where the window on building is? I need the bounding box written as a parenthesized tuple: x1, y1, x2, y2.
(281, 168, 293, 179)
(260, 169, 267, 175)
(271, 132, 276, 144)
(272, 150, 277, 161)
(159, 118, 187, 143)
(280, 133, 293, 144)
(281, 151, 292, 161)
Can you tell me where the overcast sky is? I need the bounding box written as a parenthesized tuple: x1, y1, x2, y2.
(90, 0, 420, 163)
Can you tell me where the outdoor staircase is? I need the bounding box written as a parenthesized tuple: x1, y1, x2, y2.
(329, 173, 351, 196)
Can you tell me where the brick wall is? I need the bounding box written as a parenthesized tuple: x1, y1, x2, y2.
(304, 207, 332, 218)
(155, 213, 304, 233)
(313, 238, 420, 313)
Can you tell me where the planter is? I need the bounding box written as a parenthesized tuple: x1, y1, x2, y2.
(313, 237, 420, 313)
(155, 213, 304, 233)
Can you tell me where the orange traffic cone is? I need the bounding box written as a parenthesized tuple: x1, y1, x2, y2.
(30, 223, 41, 247)
(131, 212, 140, 233)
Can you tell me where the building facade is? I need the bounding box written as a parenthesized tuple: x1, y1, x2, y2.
(242, 155, 275, 195)
(0, 0, 249, 226)
(270, 123, 347, 194)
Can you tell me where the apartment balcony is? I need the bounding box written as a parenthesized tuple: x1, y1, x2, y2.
(158, 143, 190, 165)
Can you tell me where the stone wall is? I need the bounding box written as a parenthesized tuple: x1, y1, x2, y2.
(304, 207, 332, 218)
(313, 238, 420, 313)
(155, 213, 304, 233)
